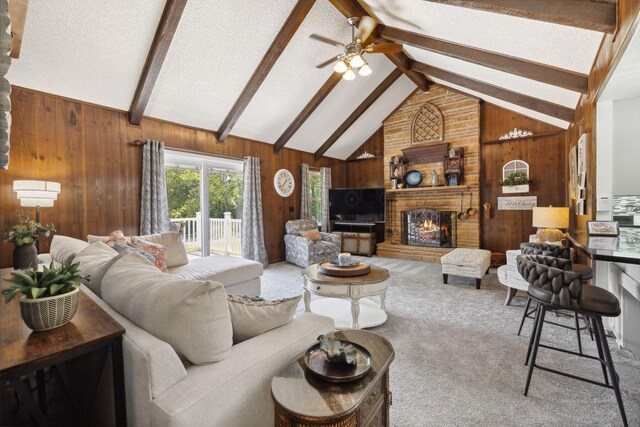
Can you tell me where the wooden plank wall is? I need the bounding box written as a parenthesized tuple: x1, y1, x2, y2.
(345, 127, 384, 188)
(567, 0, 640, 233)
(0, 87, 346, 267)
(480, 103, 566, 264)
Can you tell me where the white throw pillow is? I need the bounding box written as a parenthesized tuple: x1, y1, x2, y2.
(136, 232, 189, 268)
(50, 235, 90, 266)
(227, 295, 302, 343)
(74, 242, 129, 297)
(102, 252, 233, 364)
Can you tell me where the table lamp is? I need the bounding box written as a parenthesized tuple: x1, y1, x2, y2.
(532, 206, 569, 243)
(13, 180, 61, 224)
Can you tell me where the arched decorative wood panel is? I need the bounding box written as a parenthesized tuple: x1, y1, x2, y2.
(411, 102, 443, 145)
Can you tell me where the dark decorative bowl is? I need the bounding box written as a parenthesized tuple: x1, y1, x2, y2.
(303, 341, 372, 383)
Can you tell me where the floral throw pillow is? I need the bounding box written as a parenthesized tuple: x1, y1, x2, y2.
(300, 229, 322, 241)
(112, 243, 157, 267)
(131, 237, 168, 271)
(106, 230, 130, 248)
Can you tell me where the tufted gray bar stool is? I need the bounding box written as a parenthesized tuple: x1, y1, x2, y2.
(517, 254, 627, 427)
(518, 243, 594, 355)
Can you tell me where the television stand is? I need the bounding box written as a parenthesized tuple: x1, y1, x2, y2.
(331, 222, 378, 256)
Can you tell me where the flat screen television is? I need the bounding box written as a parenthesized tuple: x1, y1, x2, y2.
(329, 188, 385, 223)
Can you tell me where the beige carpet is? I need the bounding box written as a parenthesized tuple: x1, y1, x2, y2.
(261, 256, 640, 426)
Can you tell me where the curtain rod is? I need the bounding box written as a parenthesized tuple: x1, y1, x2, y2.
(132, 140, 260, 163)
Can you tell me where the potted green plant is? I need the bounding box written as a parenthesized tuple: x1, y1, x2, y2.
(499, 171, 531, 193)
(2, 262, 87, 331)
(2, 210, 55, 269)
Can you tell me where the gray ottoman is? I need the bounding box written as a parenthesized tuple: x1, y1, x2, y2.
(441, 248, 491, 289)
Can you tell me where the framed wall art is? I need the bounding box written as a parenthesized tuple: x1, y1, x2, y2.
(586, 220, 619, 236)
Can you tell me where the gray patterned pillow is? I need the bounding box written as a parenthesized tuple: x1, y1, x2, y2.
(227, 294, 302, 343)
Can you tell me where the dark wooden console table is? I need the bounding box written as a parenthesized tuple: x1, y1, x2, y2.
(271, 330, 394, 426)
(0, 286, 127, 427)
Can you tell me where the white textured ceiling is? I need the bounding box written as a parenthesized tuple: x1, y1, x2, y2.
(285, 54, 396, 154)
(430, 77, 570, 129)
(7, 0, 165, 109)
(232, 0, 351, 143)
(362, 0, 603, 73)
(9, 0, 607, 159)
(145, 0, 298, 131)
(404, 46, 581, 108)
(324, 75, 416, 159)
(600, 25, 640, 102)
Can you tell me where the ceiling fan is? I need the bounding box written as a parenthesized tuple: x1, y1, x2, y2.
(310, 16, 403, 80)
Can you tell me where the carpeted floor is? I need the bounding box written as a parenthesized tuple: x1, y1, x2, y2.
(262, 256, 640, 426)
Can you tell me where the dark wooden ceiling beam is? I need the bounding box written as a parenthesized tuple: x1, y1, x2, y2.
(412, 62, 575, 122)
(216, 0, 316, 142)
(380, 25, 588, 94)
(273, 72, 342, 153)
(329, 0, 429, 91)
(314, 68, 402, 160)
(8, 0, 29, 59)
(129, 0, 188, 125)
(423, 0, 617, 33)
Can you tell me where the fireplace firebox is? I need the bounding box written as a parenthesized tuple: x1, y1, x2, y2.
(401, 208, 455, 248)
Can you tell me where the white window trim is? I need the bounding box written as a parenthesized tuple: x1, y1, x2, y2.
(502, 160, 530, 180)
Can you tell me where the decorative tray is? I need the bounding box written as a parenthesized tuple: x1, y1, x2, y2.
(303, 341, 372, 383)
(318, 262, 371, 277)
(329, 260, 360, 267)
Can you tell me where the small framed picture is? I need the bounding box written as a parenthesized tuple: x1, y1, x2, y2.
(586, 220, 619, 236)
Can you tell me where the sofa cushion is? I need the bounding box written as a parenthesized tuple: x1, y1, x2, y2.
(300, 229, 321, 241)
(227, 295, 301, 342)
(312, 241, 339, 255)
(102, 252, 233, 365)
(74, 242, 130, 297)
(285, 219, 319, 235)
(168, 256, 263, 287)
(131, 237, 168, 271)
(50, 235, 90, 266)
(136, 232, 189, 268)
(89, 232, 188, 268)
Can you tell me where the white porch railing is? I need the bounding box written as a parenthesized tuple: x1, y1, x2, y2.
(171, 212, 241, 256)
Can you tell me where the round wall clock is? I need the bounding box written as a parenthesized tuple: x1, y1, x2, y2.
(274, 169, 295, 197)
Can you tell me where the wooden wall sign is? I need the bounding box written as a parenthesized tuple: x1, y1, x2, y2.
(497, 196, 537, 210)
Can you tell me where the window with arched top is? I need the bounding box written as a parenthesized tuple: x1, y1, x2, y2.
(502, 160, 529, 180)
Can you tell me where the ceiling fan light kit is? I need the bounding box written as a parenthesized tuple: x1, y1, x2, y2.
(312, 16, 393, 81)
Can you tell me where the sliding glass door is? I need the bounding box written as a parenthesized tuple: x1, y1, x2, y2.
(165, 150, 243, 257)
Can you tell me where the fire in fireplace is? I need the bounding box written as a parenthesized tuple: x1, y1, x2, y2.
(401, 208, 455, 248)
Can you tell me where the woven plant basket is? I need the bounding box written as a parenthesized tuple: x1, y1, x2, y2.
(20, 287, 80, 331)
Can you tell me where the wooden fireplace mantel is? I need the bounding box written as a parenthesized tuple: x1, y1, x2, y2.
(387, 185, 468, 194)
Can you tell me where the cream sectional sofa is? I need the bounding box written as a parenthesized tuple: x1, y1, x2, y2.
(43, 235, 335, 427)
(46, 233, 262, 296)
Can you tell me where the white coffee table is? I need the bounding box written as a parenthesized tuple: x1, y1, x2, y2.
(301, 263, 390, 329)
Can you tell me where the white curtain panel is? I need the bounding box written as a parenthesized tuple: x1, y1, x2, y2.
(0, 0, 11, 169)
(140, 140, 170, 235)
(320, 167, 332, 232)
(300, 163, 311, 220)
(241, 156, 269, 267)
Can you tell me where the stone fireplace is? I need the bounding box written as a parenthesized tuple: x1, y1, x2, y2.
(402, 208, 455, 248)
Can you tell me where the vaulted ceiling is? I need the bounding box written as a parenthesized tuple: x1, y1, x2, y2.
(8, 0, 610, 159)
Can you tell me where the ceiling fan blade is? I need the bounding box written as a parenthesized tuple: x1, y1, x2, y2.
(316, 56, 340, 69)
(357, 16, 378, 43)
(365, 43, 404, 54)
(309, 34, 344, 47)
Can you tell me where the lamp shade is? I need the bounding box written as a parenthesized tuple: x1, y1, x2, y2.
(13, 180, 61, 208)
(532, 207, 569, 229)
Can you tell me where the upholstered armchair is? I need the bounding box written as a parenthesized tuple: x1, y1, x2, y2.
(284, 220, 341, 267)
